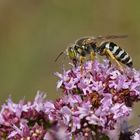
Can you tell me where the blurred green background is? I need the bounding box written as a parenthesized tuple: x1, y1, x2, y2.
(0, 0, 140, 124)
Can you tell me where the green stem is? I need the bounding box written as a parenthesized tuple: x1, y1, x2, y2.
(95, 125, 99, 140)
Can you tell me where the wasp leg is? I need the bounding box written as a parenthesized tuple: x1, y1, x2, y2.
(105, 49, 123, 71)
(80, 56, 85, 73)
(90, 51, 95, 61)
(72, 59, 78, 67)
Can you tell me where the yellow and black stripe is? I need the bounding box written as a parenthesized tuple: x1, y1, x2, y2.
(98, 42, 133, 67)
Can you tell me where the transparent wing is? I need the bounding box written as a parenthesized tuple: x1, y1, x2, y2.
(91, 35, 128, 41)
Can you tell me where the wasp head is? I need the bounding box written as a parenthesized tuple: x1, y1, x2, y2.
(66, 46, 77, 60)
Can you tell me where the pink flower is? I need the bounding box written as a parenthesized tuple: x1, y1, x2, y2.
(1, 58, 140, 139)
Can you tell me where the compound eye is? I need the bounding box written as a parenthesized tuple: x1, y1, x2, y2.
(68, 47, 73, 52)
(74, 45, 79, 50)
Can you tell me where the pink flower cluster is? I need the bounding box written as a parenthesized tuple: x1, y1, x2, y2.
(1, 59, 140, 139)
(56, 59, 140, 139)
(0, 92, 57, 139)
(57, 60, 140, 106)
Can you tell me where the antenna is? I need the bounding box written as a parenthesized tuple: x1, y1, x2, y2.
(54, 51, 64, 62)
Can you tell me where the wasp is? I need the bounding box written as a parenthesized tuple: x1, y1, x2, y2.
(55, 35, 133, 69)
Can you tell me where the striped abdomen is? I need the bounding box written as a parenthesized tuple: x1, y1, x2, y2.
(99, 42, 133, 67)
